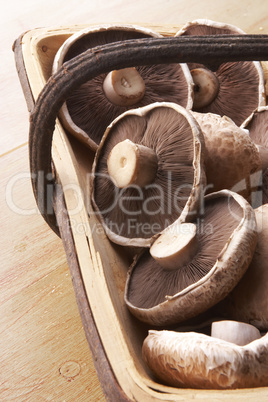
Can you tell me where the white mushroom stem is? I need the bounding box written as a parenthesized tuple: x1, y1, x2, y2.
(103, 67, 145, 106)
(107, 139, 158, 188)
(211, 320, 261, 346)
(257, 144, 268, 170)
(191, 67, 219, 108)
(150, 223, 198, 271)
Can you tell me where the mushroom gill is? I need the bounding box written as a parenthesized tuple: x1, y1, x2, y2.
(124, 190, 257, 326)
(52, 24, 193, 150)
(176, 19, 266, 126)
(91, 102, 205, 248)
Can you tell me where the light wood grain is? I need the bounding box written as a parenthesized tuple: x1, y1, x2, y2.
(2, 0, 268, 400)
(0, 145, 105, 401)
(0, 262, 104, 401)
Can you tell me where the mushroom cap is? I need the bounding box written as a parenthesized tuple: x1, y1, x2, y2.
(241, 106, 268, 205)
(142, 329, 268, 389)
(241, 106, 268, 148)
(52, 24, 194, 150)
(176, 19, 266, 126)
(124, 190, 257, 326)
(176, 18, 246, 36)
(261, 60, 268, 98)
(215, 203, 268, 330)
(191, 111, 262, 199)
(91, 102, 205, 247)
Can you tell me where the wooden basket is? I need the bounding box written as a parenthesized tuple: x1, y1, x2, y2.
(13, 24, 268, 401)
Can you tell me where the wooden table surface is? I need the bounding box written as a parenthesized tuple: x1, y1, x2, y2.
(1, 1, 268, 400)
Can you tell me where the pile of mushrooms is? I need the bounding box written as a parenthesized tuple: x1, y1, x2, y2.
(54, 21, 268, 390)
(89, 100, 268, 388)
(52, 23, 193, 151)
(124, 190, 257, 326)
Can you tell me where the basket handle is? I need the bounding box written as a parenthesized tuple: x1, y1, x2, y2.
(29, 35, 268, 236)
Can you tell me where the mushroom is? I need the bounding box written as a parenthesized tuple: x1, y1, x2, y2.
(142, 328, 268, 389)
(261, 60, 268, 98)
(214, 203, 268, 330)
(124, 190, 257, 326)
(52, 24, 194, 150)
(176, 19, 266, 126)
(191, 111, 268, 201)
(211, 320, 261, 346)
(91, 102, 205, 248)
(241, 106, 268, 205)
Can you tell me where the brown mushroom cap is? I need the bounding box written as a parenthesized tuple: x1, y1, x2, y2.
(52, 24, 194, 150)
(261, 61, 268, 98)
(176, 19, 266, 126)
(124, 190, 257, 326)
(142, 329, 268, 389)
(242, 106, 268, 149)
(241, 106, 268, 205)
(91, 102, 205, 247)
(215, 203, 268, 330)
(191, 111, 262, 200)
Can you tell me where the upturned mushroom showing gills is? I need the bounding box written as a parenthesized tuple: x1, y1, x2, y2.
(215, 203, 268, 330)
(142, 329, 268, 389)
(91, 102, 205, 248)
(176, 19, 266, 126)
(52, 24, 194, 151)
(124, 190, 257, 326)
(191, 111, 266, 200)
(241, 106, 268, 205)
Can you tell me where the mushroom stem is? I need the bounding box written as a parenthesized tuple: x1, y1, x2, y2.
(211, 320, 261, 346)
(150, 223, 198, 271)
(107, 139, 158, 188)
(103, 67, 145, 106)
(257, 144, 268, 170)
(191, 67, 219, 109)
